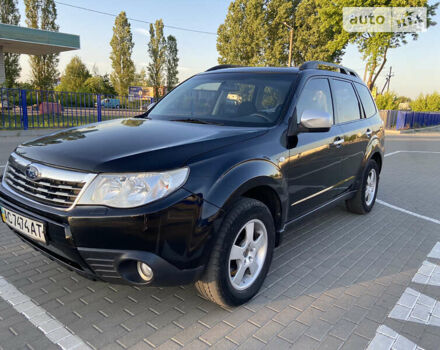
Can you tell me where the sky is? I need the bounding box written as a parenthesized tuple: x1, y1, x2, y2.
(15, 0, 440, 99)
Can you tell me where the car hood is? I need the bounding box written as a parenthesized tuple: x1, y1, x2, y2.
(15, 118, 266, 173)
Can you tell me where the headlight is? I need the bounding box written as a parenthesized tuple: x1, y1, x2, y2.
(77, 167, 189, 208)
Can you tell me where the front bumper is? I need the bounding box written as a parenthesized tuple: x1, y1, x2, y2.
(0, 184, 219, 286)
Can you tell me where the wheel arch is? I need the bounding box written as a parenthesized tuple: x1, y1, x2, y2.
(203, 160, 288, 246)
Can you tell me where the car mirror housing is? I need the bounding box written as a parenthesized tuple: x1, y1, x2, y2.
(299, 109, 332, 132)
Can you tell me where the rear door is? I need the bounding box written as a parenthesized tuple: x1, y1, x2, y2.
(288, 77, 346, 219)
(330, 79, 368, 190)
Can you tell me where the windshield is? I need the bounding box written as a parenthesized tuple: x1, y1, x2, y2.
(148, 72, 296, 127)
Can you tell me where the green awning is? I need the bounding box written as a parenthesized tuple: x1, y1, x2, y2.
(0, 23, 80, 55)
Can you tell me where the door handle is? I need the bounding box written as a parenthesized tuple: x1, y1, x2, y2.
(332, 137, 344, 147)
(365, 129, 372, 137)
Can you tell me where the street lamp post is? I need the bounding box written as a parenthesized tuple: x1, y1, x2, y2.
(283, 22, 294, 67)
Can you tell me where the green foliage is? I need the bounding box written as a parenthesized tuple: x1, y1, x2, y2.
(110, 11, 135, 96)
(133, 68, 147, 87)
(165, 35, 179, 90)
(352, 0, 437, 89)
(293, 0, 347, 65)
(147, 19, 166, 97)
(217, 0, 264, 66)
(375, 91, 400, 110)
(217, 0, 296, 66)
(25, 0, 59, 90)
(0, 0, 21, 87)
(411, 92, 440, 112)
(56, 56, 91, 92)
(83, 75, 116, 95)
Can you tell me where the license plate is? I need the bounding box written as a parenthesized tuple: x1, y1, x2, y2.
(1, 207, 46, 243)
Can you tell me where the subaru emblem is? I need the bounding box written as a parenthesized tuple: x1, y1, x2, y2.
(25, 165, 40, 180)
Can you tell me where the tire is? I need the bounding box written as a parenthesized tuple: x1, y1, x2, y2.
(195, 198, 275, 307)
(346, 159, 379, 214)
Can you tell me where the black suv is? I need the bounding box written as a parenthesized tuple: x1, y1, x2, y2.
(0, 61, 384, 306)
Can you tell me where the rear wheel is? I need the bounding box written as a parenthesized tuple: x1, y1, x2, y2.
(346, 159, 379, 214)
(195, 198, 275, 307)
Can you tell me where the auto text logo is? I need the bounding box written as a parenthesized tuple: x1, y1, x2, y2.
(343, 7, 427, 33)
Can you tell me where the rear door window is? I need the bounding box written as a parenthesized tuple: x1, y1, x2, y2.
(331, 79, 361, 124)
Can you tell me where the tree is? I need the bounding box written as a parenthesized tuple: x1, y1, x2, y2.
(110, 11, 135, 96)
(83, 74, 116, 95)
(147, 19, 166, 98)
(56, 56, 90, 92)
(359, 2, 437, 90)
(165, 35, 179, 90)
(306, 0, 437, 90)
(133, 68, 147, 86)
(293, 0, 348, 65)
(217, 0, 266, 66)
(264, 0, 298, 66)
(375, 91, 399, 110)
(25, 0, 59, 90)
(0, 0, 21, 87)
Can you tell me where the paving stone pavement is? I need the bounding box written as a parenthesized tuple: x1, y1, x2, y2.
(0, 134, 439, 349)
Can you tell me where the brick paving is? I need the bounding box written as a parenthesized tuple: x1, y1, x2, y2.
(0, 133, 439, 349)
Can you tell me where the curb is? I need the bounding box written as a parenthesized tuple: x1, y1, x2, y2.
(386, 125, 440, 135)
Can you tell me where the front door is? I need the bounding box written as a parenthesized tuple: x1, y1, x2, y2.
(330, 79, 365, 190)
(287, 78, 346, 220)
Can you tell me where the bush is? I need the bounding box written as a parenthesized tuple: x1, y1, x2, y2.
(375, 92, 399, 110)
(411, 92, 440, 112)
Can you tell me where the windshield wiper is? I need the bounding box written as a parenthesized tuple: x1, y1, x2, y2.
(171, 118, 223, 125)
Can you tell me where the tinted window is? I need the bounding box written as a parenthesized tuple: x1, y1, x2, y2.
(331, 79, 361, 124)
(355, 83, 377, 118)
(148, 73, 295, 127)
(296, 78, 333, 123)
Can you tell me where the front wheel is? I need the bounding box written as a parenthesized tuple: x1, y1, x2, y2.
(346, 159, 379, 214)
(195, 198, 275, 307)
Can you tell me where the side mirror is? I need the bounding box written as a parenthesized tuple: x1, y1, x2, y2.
(299, 109, 332, 132)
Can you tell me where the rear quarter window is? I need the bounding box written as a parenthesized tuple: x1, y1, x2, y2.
(355, 83, 377, 118)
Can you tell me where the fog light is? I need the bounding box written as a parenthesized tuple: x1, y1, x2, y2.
(137, 262, 154, 281)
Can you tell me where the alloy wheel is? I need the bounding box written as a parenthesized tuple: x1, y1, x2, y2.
(365, 168, 377, 206)
(228, 219, 268, 291)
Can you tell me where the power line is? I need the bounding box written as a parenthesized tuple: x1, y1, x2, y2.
(54, 1, 218, 36)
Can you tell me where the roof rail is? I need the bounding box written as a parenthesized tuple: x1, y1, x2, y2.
(299, 61, 360, 79)
(205, 64, 243, 72)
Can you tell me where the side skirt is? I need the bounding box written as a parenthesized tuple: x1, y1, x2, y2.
(277, 190, 357, 243)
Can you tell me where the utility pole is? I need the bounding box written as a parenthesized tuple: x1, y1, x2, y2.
(283, 22, 294, 67)
(381, 66, 394, 94)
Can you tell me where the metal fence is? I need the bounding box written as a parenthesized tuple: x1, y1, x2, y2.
(380, 110, 440, 130)
(0, 88, 154, 130)
(2, 88, 440, 131)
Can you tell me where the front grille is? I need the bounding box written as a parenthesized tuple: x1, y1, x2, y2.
(2, 153, 94, 209)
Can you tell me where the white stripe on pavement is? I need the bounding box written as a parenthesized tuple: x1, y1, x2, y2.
(388, 287, 440, 326)
(367, 241, 440, 349)
(376, 200, 440, 225)
(367, 325, 424, 350)
(384, 150, 402, 158)
(412, 260, 440, 287)
(385, 150, 440, 158)
(427, 242, 440, 260)
(0, 276, 91, 350)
